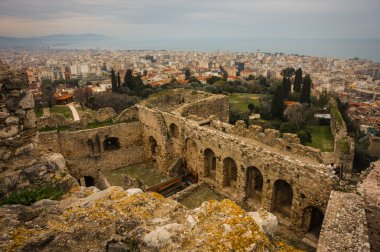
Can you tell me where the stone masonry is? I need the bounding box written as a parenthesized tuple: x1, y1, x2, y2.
(317, 191, 370, 252)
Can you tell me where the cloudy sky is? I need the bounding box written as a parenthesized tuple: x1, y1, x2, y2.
(0, 0, 379, 39)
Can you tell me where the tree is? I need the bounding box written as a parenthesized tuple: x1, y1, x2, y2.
(124, 69, 134, 88)
(90, 93, 138, 113)
(41, 79, 56, 108)
(248, 103, 255, 114)
(184, 68, 191, 80)
(282, 76, 291, 99)
(117, 72, 121, 90)
(284, 103, 315, 127)
(271, 85, 285, 120)
(74, 86, 93, 110)
(111, 69, 118, 93)
(281, 67, 295, 78)
(133, 74, 145, 97)
(297, 130, 312, 145)
(206, 76, 222, 85)
(300, 74, 312, 104)
(294, 68, 303, 93)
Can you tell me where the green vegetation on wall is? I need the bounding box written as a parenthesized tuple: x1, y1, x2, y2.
(338, 137, 351, 155)
(0, 185, 66, 206)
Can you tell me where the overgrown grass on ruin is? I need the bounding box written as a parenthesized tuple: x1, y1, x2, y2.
(34, 107, 43, 118)
(229, 93, 265, 113)
(0, 185, 66, 206)
(50, 105, 73, 120)
(306, 125, 334, 152)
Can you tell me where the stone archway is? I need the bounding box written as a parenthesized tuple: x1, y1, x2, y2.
(272, 179, 293, 218)
(204, 148, 216, 180)
(302, 206, 324, 240)
(223, 157, 237, 188)
(246, 166, 263, 207)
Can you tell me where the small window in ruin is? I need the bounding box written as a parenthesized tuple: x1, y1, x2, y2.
(286, 146, 292, 151)
(103, 137, 120, 151)
(84, 176, 95, 187)
(169, 123, 179, 138)
(149, 136, 158, 155)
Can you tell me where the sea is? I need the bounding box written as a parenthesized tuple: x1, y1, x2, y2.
(53, 38, 380, 63)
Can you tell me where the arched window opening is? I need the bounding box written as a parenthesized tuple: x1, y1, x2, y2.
(303, 207, 324, 241)
(246, 167, 264, 207)
(223, 157, 237, 188)
(149, 136, 158, 155)
(169, 123, 179, 138)
(272, 179, 293, 218)
(204, 148, 216, 180)
(103, 137, 120, 151)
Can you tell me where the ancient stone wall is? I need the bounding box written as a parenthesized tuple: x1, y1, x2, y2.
(176, 94, 230, 122)
(38, 122, 145, 179)
(212, 120, 327, 164)
(0, 63, 38, 171)
(317, 191, 370, 252)
(358, 161, 380, 252)
(329, 98, 354, 171)
(137, 105, 335, 238)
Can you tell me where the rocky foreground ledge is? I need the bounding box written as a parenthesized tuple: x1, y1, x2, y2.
(0, 185, 300, 252)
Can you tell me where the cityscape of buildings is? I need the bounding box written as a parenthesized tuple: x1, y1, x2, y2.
(1, 48, 379, 137)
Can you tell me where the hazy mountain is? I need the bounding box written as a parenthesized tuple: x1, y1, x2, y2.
(0, 34, 108, 48)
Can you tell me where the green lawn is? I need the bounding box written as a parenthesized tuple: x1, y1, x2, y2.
(229, 93, 265, 113)
(307, 125, 334, 152)
(50, 106, 73, 120)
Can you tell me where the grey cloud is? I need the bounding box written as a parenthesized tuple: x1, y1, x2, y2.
(0, 0, 379, 38)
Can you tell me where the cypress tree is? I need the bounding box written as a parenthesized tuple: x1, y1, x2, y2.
(111, 68, 117, 93)
(294, 68, 303, 93)
(117, 72, 121, 91)
(124, 69, 134, 89)
(282, 76, 291, 99)
(271, 85, 285, 119)
(300, 74, 312, 104)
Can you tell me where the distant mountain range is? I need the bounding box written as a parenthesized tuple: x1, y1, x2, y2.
(0, 34, 108, 48)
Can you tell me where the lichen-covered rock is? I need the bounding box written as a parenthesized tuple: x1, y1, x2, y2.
(248, 210, 278, 237)
(0, 189, 301, 252)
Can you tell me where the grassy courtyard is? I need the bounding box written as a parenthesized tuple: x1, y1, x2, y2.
(50, 105, 73, 120)
(306, 125, 334, 152)
(229, 93, 266, 113)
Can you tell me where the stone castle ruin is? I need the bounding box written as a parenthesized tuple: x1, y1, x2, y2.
(1, 63, 379, 251)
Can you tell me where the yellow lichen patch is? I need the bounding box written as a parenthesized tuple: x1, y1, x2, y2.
(181, 199, 272, 251)
(148, 191, 165, 199)
(275, 240, 305, 252)
(69, 186, 80, 193)
(48, 220, 69, 233)
(6, 227, 46, 252)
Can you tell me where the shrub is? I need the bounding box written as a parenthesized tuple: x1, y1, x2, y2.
(297, 130, 312, 145)
(0, 185, 66, 206)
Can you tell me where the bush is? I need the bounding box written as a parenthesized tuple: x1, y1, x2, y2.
(280, 122, 300, 133)
(1, 185, 66, 206)
(297, 130, 312, 145)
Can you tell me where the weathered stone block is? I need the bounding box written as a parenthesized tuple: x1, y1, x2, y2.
(0, 125, 18, 139)
(5, 116, 19, 125)
(19, 91, 35, 109)
(24, 110, 37, 129)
